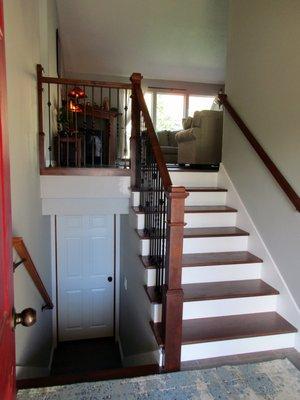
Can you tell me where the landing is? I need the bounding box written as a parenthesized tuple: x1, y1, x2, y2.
(17, 358, 300, 399)
(51, 337, 122, 376)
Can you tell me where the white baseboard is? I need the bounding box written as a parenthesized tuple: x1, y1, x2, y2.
(16, 366, 49, 379)
(118, 337, 161, 367)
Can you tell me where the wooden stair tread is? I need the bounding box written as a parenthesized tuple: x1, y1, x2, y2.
(132, 187, 227, 193)
(136, 227, 249, 239)
(151, 312, 297, 347)
(186, 187, 227, 192)
(145, 280, 279, 304)
(132, 205, 237, 214)
(140, 251, 263, 269)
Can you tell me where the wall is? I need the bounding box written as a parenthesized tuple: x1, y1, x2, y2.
(223, 1, 300, 305)
(119, 213, 158, 365)
(4, 0, 58, 371)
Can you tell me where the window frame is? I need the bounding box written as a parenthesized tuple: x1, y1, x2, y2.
(145, 89, 218, 131)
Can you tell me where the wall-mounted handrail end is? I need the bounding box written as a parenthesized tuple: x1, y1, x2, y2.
(13, 258, 26, 272)
(41, 304, 54, 312)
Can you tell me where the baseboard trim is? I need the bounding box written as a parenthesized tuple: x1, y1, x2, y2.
(17, 364, 159, 390)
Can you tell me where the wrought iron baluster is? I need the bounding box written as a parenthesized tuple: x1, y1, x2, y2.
(65, 84, 69, 167)
(57, 83, 60, 167)
(124, 89, 128, 167)
(47, 83, 52, 167)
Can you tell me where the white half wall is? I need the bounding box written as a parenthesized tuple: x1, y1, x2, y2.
(40, 176, 130, 215)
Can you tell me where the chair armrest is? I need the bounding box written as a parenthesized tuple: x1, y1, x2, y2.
(175, 129, 196, 144)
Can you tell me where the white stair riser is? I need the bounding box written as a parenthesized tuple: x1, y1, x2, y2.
(145, 263, 262, 286)
(184, 213, 237, 228)
(131, 191, 227, 207)
(183, 236, 248, 254)
(151, 296, 277, 323)
(182, 263, 262, 284)
(180, 333, 296, 362)
(134, 212, 237, 230)
(186, 192, 227, 206)
(169, 171, 218, 187)
(140, 236, 248, 256)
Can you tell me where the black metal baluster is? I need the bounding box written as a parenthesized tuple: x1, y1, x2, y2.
(57, 83, 60, 167)
(92, 86, 95, 166)
(116, 88, 120, 167)
(47, 83, 52, 167)
(83, 85, 86, 167)
(124, 89, 128, 168)
(66, 84, 69, 167)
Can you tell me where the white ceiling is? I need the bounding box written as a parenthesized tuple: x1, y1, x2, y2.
(56, 0, 228, 83)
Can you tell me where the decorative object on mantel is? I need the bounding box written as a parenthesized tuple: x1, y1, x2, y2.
(102, 96, 109, 111)
(68, 86, 86, 99)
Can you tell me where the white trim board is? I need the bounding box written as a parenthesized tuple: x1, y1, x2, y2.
(218, 163, 300, 350)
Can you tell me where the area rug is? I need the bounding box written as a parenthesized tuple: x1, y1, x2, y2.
(17, 358, 300, 399)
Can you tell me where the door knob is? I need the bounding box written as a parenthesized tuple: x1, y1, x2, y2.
(108, 276, 113, 282)
(13, 308, 37, 329)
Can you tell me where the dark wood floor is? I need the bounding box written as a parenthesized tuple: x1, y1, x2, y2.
(51, 337, 122, 376)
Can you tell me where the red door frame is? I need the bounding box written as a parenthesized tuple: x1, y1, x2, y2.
(0, 0, 16, 398)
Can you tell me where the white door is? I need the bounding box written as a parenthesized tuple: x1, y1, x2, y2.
(57, 215, 114, 341)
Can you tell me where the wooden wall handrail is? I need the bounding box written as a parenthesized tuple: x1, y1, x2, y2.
(13, 237, 54, 311)
(130, 73, 172, 191)
(218, 93, 300, 212)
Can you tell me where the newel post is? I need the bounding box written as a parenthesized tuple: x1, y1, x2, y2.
(37, 64, 45, 170)
(130, 73, 143, 188)
(162, 186, 189, 371)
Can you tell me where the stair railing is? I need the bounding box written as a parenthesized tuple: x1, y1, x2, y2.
(218, 92, 300, 212)
(13, 237, 53, 311)
(37, 64, 132, 171)
(130, 73, 188, 371)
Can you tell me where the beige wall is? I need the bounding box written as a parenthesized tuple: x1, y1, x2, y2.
(4, 0, 58, 369)
(223, 1, 300, 304)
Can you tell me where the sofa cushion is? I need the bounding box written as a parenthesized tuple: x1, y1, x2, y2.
(192, 111, 202, 127)
(182, 117, 192, 130)
(156, 130, 169, 147)
(175, 129, 196, 143)
(168, 131, 178, 148)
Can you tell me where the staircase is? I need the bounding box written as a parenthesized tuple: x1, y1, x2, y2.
(131, 169, 297, 365)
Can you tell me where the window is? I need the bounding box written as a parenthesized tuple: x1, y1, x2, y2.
(188, 95, 216, 116)
(144, 92, 153, 119)
(156, 93, 184, 131)
(144, 91, 218, 131)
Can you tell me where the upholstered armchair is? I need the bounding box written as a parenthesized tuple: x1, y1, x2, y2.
(175, 110, 223, 165)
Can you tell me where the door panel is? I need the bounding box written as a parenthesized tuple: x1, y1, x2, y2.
(0, 0, 15, 398)
(57, 215, 114, 341)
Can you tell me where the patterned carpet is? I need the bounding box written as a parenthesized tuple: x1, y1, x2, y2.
(18, 358, 300, 399)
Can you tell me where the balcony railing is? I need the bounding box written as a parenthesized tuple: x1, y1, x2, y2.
(37, 65, 132, 173)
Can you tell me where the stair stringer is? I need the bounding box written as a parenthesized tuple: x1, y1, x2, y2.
(218, 163, 300, 350)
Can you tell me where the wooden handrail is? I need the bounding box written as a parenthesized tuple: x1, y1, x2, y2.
(38, 69, 132, 90)
(130, 73, 172, 191)
(218, 93, 300, 212)
(13, 237, 54, 311)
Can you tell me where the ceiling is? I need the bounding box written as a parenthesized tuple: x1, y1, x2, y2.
(56, 0, 228, 83)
